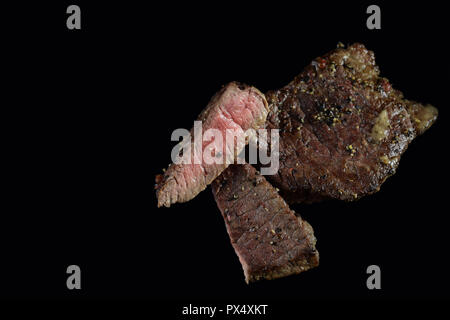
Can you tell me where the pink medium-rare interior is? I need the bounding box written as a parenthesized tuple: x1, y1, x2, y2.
(200, 87, 265, 161)
(185, 87, 265, 189)
(216, 88, 264, 130)
(184, 88, 264, 196)
(157, 83, 267, 207)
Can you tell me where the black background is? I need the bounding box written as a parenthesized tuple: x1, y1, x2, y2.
(2, 0, 449, 309)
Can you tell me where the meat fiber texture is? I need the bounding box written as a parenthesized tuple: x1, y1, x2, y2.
(212, 164, 319, 283)
(156, 82, 269, 207)
(264, 43, 438, 203)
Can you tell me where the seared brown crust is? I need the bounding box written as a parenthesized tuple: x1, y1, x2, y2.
(212, 164, 319, 283)
(264, 43, 438, 203)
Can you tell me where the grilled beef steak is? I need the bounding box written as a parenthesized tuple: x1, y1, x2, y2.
(156, 43, 437, 283)
(264, 43, 438, 203)
(212, 164, 319, 283)
(156, 82, 269, 207)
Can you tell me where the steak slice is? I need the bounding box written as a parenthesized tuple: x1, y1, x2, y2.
(156, 82, 269, 207)
(212, 164, 319, 283)
(264, 43, 438, 203)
